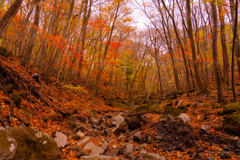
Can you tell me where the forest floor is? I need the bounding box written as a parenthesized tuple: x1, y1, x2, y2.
(0, 56, 240, 160)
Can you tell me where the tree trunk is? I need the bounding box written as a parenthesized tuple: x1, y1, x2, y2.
(24, 0, 40, 67)
(218, 1, 229, 85)
(211, 0, 226, 103)
(186, 0, 205, 90)
(0, 0, 23, 37)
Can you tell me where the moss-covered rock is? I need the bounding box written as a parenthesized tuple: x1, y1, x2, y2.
(7, 127, 61, 160)
(110, 101, 129, 110)
(125, 116, 141, 129)
(164, 106, 182, 119)
(10, 91, 22, 108)
(0, 127, 17, 160)
(65, 115, 76, 129)
(0, 46, 8, 57)
(223, 112, 240, 136)
(222, 103, 240, 115)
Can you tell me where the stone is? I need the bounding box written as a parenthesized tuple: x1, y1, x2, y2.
(178, 113, 190, 125)
(224, 151, 231, 158)
(77, 137, 90, 145)
(147, 136, 152, 144)
(91, 117, 101, 126)
(112, 121, 127, 135)
(80, 155, 119, 160)
(133, 131, 142, 142)
(8, 127, 60, 160)
(200, 124, 209, 132)
(206, 157, 213, 160)
(167, 114, 174, 121)
(123, 143, 134, 157)
(72, 135, 81, 141)
(75, 150, 89, 158)
(53, 131, 68, 148)
(68, 146, 81, 151)
(77, 131, 85, 138)
(83, 139, 108, 155)
(138, 149, 166, 160)
(105, 128, 112, 136)
(139, 143, 148, 152)
(111, 115, 124, 127)
(0, 127, 17, 160)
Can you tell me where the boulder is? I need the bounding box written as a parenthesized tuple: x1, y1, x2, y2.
(112, 115, 127, 135)
(138, 149, 166, 160)
(0, 127, 17, 160)
(77, 137, 90, 145)
(53, 132, 68, 148)
(91, 117, 101, 126)
(200, 124, 209, 133)
(178, 113, 190, 125)
(72, 135, 81, 141)
(223, 112, 240, 136)
(123, 143, 134, 157)
(222, 103, 240, 115)
(7, 127, 61, 160)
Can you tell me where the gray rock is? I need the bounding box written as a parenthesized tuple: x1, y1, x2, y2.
(77, 131, 85, 138)
(83, 140, 108, 155)
(225, 151, 231, 158)
(138, 149, 166, 160)
(111, 115, 124, 127)
(133, 131, 142, 142)
(200, 124, 209, 132)
(75, 150, 89, 158)
(77, 137, 90, 145)
(123, 143, 134, 157)
(0, 127, 17, 160)
(178, 113, 190, 125)
(167, 114, 174, 121)
(80, 154, 119, 160)
(68, 146, 81, 151)
(54, 131, 68, 148)
(91, 117, 101, 126)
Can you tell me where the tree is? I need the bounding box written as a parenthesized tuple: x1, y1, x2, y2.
(0, 0, 23, 37)
(210, 0, 226, 103)
(186, 0, 205, 90)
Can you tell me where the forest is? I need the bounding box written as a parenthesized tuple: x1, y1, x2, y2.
(0, 0, 240, 159)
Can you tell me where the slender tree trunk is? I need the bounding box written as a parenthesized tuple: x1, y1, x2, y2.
(218, 1, 229, 85)
(211, 0, 226, 103)
(24, 0, 40, 67)
(186, 0, 205, 90)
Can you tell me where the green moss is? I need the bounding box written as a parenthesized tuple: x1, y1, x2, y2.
(10, 91, 21, 108)
(163, 106, 182, 119)
(8, 127, 60, 160)
(110, 101, 129, 110)
(223, 112, 240, 136)
(0, 46, 8, 57)
(222, 103, 240, 114)
(63, 85, 88, 94)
